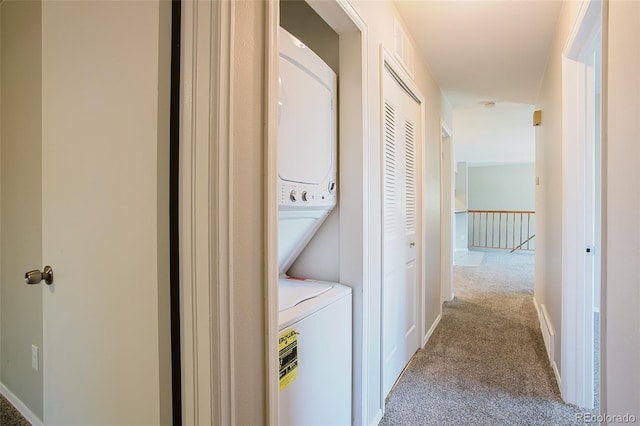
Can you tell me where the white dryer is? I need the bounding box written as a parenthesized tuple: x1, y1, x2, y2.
(277, 27, 352, 426)
(277, 25, 337, 275)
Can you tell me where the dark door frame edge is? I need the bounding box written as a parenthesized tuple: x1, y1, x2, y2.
(169, 0, 182, 424)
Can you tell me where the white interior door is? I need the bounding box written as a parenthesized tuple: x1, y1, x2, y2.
(40, 2, 171, 424)
(0, 1, 44, 422)
(382, 64, 420, 397)
(582, 35, 601, 410)
(561, 1, 601, 408)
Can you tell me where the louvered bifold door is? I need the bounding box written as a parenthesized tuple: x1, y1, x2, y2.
(402, 117, 418, 356)
(382, 97, 404, 398)
(383, 101, 401, 245)
(404, 120, 417, 237)
(381, 64, 421, 399)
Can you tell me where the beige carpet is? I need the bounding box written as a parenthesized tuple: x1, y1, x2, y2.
(380, 251, 595, 425)
(0, 394, 30, 426)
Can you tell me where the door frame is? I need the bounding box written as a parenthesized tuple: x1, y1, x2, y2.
(180, 0, 374, 423)
(266, 1, 371, 423)
(179, 1, 234, 424)
(561, 0, 603, 409)
(379, 47, 425, 403)
(440, 122, 453, 304)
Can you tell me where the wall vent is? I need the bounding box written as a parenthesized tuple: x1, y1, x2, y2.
(394, 19, 414, 77)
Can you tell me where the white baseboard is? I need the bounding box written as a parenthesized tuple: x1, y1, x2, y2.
(369, 409, 383, 426)
(552, 360, 562, 390)
(441, 291, 454, 304)
(422, 313, 442, 347)
(0, 382, 43, 426)
(532, 298, 561, 389)
(533, 299, 555, 363)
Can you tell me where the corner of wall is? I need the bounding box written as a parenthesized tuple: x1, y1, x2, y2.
(422, 312, 442, 348)
(0, 383, 43, 426)
(440, 91, 453, 131)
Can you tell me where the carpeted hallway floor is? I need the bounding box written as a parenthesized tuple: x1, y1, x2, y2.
(380, 251, 595, 425)
(0, 394, 30, 426)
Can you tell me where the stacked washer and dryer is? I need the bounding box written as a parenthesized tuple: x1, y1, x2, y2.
(277, 27, 353, 425)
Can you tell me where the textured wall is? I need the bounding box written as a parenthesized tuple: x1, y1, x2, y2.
(605, 0, 640, 417)
(468, 163, 535, 211)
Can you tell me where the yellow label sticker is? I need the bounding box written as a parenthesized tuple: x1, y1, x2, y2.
(279, 328, 299, 391)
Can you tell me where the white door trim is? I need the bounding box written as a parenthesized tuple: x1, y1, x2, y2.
(440, 121, 453, 304)
(561, 0, 602, 409)
(265, 2, 280, 424)
(180, 1, 234, 424)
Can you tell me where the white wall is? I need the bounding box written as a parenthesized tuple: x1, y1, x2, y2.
(454, 162, 468, 250)
(537, 0, 640, 417)
(454, 103, 535, 164)
(288, 208, 341, 282)
(467, 163, 535, 211)
(534, 0, 581, 380)
(349, 1, 448, 422)
(604, 0, 640, 417)
(0, 0, 43, 419)
(281, 0, 339, 73)
(455, 161, 468, 212)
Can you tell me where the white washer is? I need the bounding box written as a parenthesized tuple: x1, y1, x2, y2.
(277, 27, 352, 425)
(278, 278, 352, 426)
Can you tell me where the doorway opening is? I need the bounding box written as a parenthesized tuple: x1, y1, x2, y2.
(266, 1, 371, 423)
(440, 123, 453, 303)
(561, 0, 602, 410)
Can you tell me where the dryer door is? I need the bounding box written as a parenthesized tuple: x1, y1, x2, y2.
(278, 52, 335, 185)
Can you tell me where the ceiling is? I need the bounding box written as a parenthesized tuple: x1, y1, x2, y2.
(394, 0, 563, 108)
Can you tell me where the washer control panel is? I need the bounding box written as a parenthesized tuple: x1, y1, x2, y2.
(279, 179, 337, 208)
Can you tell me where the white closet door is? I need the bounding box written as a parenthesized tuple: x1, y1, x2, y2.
(382, 65, 421, 398)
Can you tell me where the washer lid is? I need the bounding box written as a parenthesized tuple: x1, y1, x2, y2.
(278, 277, 333, 311)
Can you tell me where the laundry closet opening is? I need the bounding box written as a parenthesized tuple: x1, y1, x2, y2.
(268, 1, 370, 423)
(279, 0, 340, 282)
(276, 2, 352, 424)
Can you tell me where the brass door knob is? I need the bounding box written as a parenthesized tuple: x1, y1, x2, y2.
(25, 265, 54, 285)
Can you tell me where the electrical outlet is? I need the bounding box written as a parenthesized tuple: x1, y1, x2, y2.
(31, 345, 39, 371)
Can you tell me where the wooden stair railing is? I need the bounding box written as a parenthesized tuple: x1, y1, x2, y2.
(468, 210, 535, 252)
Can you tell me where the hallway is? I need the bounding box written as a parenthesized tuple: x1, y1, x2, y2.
(380, 251, 592, 425)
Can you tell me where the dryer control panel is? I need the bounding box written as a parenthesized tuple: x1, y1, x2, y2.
(279, 178, 337, 208)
